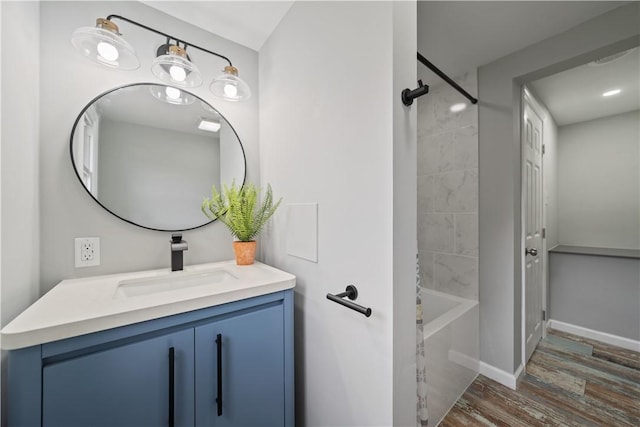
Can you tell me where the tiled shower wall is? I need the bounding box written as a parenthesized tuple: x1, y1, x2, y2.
(417, 71, 479, 300)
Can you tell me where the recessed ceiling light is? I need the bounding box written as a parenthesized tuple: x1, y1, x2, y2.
(450, 103, 467, 113)
(602, 89, 621, 97)
(198, 119, 220, 132)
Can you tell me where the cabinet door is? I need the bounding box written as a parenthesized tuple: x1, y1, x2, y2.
(195, 304, 285, 426)
(43, 329, 194, 427)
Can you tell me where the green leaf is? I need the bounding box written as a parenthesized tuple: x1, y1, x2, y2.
(202, 181, 282, 241)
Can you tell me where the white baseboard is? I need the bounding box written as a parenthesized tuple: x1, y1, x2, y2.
(478, 362, 523, 390)
(548, 319, 640, 352)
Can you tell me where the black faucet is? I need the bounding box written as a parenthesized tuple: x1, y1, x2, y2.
(170, 233, 188, 271)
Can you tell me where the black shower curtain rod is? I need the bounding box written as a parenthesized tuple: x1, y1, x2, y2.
(401, 52, 479, 106)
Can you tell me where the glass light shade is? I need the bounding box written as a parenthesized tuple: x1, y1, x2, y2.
(209, 66, 251, 102)
(71, 21, 139, 70)
(149, 85, 195, 106)
(151, 45, 203, 88)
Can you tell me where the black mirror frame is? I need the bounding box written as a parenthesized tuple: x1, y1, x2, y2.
(69, 82, 247, 232)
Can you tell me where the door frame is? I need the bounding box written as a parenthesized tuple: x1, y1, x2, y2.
(520, 86, 548, 371)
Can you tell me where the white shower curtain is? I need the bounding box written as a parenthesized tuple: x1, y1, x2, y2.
(416, 254, 428, 426)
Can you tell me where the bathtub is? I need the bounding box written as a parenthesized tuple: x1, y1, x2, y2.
(421, 288, 479, 426)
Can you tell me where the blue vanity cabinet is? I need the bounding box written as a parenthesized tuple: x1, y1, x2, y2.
(42, 329, 195, 427)
(7, 289, 294, 427)
(195, 303, 285, 426)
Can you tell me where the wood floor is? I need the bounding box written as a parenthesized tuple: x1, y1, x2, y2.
(440, 329, 640, 426)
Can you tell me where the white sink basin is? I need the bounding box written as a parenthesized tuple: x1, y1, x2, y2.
(115, 268, 238, 299)
(1, 261, 296, 350)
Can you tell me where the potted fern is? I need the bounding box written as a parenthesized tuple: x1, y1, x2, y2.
(202, 182, 282, 265)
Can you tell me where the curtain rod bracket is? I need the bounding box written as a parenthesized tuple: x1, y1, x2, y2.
(402, 79, 429, 106)
(401, 52, 479, 106)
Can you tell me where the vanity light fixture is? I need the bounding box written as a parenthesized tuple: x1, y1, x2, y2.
(71, 18, 140, 70)
(198, 119, 221, 132)
(71, 15, 251, 101)
(602, 89, 621, 97)
(151, 42, 202, 88)
(210, 66, 251, 101)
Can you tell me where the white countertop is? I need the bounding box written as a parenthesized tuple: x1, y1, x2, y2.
(1, 261, 295, 350)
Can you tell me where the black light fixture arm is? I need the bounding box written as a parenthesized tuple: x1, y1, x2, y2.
(417, 52, 477, 105)
(106, 14, 233, 66)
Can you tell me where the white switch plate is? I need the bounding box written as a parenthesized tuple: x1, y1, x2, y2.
(75, 237, 100, 268)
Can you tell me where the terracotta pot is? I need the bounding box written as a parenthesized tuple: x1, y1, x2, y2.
(233, 241, 257, 265)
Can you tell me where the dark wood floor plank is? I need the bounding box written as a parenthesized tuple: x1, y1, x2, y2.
(584, 381, 640, 425)
(467, 376, 584, 427)
(440, 403, 495, 427)
(519, 375, 633, 427)
(440, 330, 640, 426)
(536, 340, 640, 387)
(525, 359, 586, 395)
(448, 396, 504, 426)
(550, 329, 640, 370)
(543, 334, 593, 355)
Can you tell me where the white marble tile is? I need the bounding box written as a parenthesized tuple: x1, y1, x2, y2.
(455, 214, 478, 257)
(431, 88, 458, 133)
(418, 250, 434, 289)
(418, 213, 454, 253)
(417, 99, 435, 137)
(455, 103, 477, 129)
(418, 131, 454, 175)
(454, 125, 478, 171)
(434, 254, 478, 300)
(417, 175, 434, 214)
(435, 170, 478, 213)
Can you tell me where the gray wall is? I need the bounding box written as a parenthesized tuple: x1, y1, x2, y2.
(39, 1, 259, 294)
(417, 71, 479, 301)
(259, 2, 417, 425)
(558, 110, 640, 250)
(478, 3, 640, 374)
(549, 253, 640, 340)
(98, 119, 220, 230)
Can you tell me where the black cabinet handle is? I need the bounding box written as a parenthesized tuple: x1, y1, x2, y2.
(215, 334, 223, 416)
(168, 347, 175, 427)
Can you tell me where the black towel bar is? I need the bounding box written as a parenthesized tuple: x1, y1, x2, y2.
(326, 285, 372, 317)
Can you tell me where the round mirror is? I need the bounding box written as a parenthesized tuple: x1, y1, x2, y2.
(70, 83, 246, 231)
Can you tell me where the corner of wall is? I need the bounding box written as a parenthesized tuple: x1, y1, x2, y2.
(392, 2, 417, 426)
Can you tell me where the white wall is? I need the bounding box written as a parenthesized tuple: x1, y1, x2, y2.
(0, 1, 41, 423)
(39, 1, 259, 294)
(0, 2, 3, 422)
(0, 0, 41, 329)
(558, 110, 640, 249)
(391, 2, 418, 424)
(478, 2, 639, 376)
(543, 107, 559, 250)
(259, 2, 416, 425)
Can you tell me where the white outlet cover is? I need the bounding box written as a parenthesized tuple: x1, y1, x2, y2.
(75, 237, 100, 268)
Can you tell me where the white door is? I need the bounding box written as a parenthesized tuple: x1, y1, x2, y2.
(523, 98, 544, 362)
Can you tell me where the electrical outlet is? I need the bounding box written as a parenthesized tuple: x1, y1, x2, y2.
(75, 237, 100, 267)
